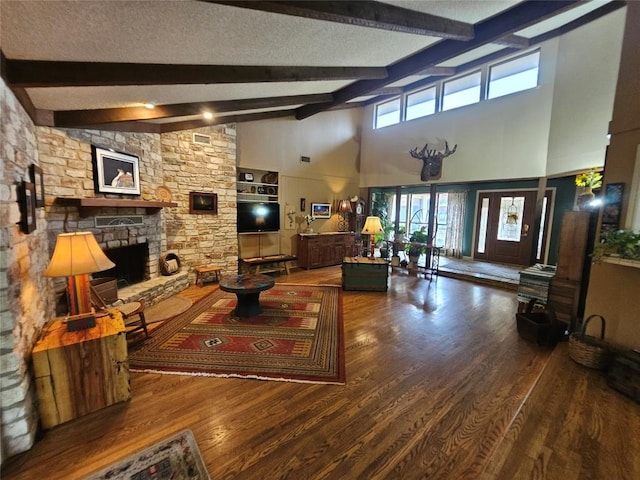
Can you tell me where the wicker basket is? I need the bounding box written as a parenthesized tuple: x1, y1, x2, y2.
(568, 314, 610, 370)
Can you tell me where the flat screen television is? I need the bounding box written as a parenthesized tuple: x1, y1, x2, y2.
(237, 202, 280, 233)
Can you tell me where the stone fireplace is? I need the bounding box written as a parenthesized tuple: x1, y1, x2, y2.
(94, 242, 149, 288)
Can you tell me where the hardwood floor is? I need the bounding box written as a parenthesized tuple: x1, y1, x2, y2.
(4, 267, 639, 479)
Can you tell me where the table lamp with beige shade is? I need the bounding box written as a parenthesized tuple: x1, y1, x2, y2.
(44, 232, 115, 329)
(361, 216, 384, 258)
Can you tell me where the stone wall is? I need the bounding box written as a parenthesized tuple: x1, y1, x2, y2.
(1, 78, 239, 461)
(161, 128, 239, 275)
(0, 78, 53, 460)
(40, 127, 167, 306)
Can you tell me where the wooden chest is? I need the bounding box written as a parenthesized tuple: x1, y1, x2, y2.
(607, 350, 640, 403)
(342, 257, 389, 291)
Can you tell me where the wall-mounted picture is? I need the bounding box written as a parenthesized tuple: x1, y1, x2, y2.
(311, 202, 331, 219)
(602, 182, 624, 232)
(189, 191, 218, 214)
(92, 145, 141, 195)
(18, 181, 36, 234)
(29, 164, 45, 207)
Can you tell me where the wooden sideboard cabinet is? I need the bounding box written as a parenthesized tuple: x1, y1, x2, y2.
(32, 311, 131, 429)
(297, 232, 355, 269)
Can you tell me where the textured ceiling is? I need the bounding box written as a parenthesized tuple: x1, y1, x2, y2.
(0, 0, 625, 132)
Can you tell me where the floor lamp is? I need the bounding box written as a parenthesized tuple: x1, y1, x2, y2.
(361, 216, 383, 258)
(44, 232, 115, 328)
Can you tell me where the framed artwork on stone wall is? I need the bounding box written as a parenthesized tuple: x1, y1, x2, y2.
(189, 191, 218, 214)
(92, 145, 141, 195)
(29, 164, 45, 207)
(18, 181, 36, 234)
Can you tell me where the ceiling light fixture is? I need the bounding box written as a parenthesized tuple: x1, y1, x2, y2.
(203, 112, 214, 120)
(143, 101, 155, 109)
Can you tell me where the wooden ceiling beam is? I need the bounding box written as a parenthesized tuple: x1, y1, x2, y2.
(413, 66, 456, 77)
(492, 34, 530, 49)
(366, 87, 403, 96)
(296, 0, 580, 119)
(52, 94, 332, 127)
(207, 1, 474, 40)
(4, 60, 387, 88)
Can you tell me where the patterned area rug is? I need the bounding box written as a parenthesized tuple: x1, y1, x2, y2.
(84, 429, 209, 480)
(129, 284, 345, 384)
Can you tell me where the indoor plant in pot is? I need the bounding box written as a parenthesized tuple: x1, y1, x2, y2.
(591, 228, 640, 263)
(407, 227, 429, 267)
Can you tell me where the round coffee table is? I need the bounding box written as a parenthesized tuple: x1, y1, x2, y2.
(219, 273, 275, 318)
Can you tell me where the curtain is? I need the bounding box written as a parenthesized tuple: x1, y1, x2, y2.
(444, 191, 466, 258)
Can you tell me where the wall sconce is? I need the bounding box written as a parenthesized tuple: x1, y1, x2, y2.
(338, 199, 352, 232)
(44, 232, 115, 328)
(361, 216, 383, 258)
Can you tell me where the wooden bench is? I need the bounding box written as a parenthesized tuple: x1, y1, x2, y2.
(194, 265, 222, 286)
(241, 255, 297, 275)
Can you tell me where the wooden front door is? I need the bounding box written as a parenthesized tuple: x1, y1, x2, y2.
(474, 190, 538, 265)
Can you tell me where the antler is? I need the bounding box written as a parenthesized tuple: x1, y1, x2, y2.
(409, 142, 457, 161)
(442, 141, 457, 157)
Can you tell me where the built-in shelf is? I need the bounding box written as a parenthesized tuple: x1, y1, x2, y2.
(55, 197, 178, 216)
(237, 168, 278, 203)
(601, 255, 640, 269)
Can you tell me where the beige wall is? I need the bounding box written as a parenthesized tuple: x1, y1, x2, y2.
(360, 10, 623, 187)
(545, 9, 624, 176)
(237, 110, 361, 256)
(584, 3, 640, 350)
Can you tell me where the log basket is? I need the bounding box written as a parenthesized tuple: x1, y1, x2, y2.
(160, 253, 181, 276)
(568, 314, 610, 370)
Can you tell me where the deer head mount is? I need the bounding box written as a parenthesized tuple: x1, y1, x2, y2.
(409, 141, 458, 181)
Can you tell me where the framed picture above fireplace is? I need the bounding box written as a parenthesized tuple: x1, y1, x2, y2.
(92, 145, 141, 196)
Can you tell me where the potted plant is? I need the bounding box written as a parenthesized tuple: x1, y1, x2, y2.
(592, 228, 640, 263)
(575, 169, 603, 211)
(407, 227, 429, 264)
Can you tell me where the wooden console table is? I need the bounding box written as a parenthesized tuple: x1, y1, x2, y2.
(32, 311, 131, 429)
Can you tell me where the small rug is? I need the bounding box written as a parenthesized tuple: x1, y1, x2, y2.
(145, 296, 193, 324)
(129, 284, 345, 384)
(84, 429, 209, 480)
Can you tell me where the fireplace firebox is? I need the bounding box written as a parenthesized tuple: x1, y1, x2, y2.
(94, 242, 149, 288)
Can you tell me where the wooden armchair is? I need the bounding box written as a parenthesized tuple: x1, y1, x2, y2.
(90, 284, 149, 341)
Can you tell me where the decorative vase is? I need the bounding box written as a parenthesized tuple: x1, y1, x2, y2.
(306, 226, 313, 234)
(577, 186, 595, 211)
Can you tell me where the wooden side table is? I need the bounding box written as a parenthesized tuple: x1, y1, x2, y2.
(32, 310, 131, 429)
(219, 273, 275, 317)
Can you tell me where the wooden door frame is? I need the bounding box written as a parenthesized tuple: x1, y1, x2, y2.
(471, 187, 556, 264)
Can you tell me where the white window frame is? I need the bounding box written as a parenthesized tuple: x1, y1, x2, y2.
(487, 50, 540, 100)
(405, 86, 437, 121)
(374, 97, 401, 129)
(442, 71, 482, 112)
